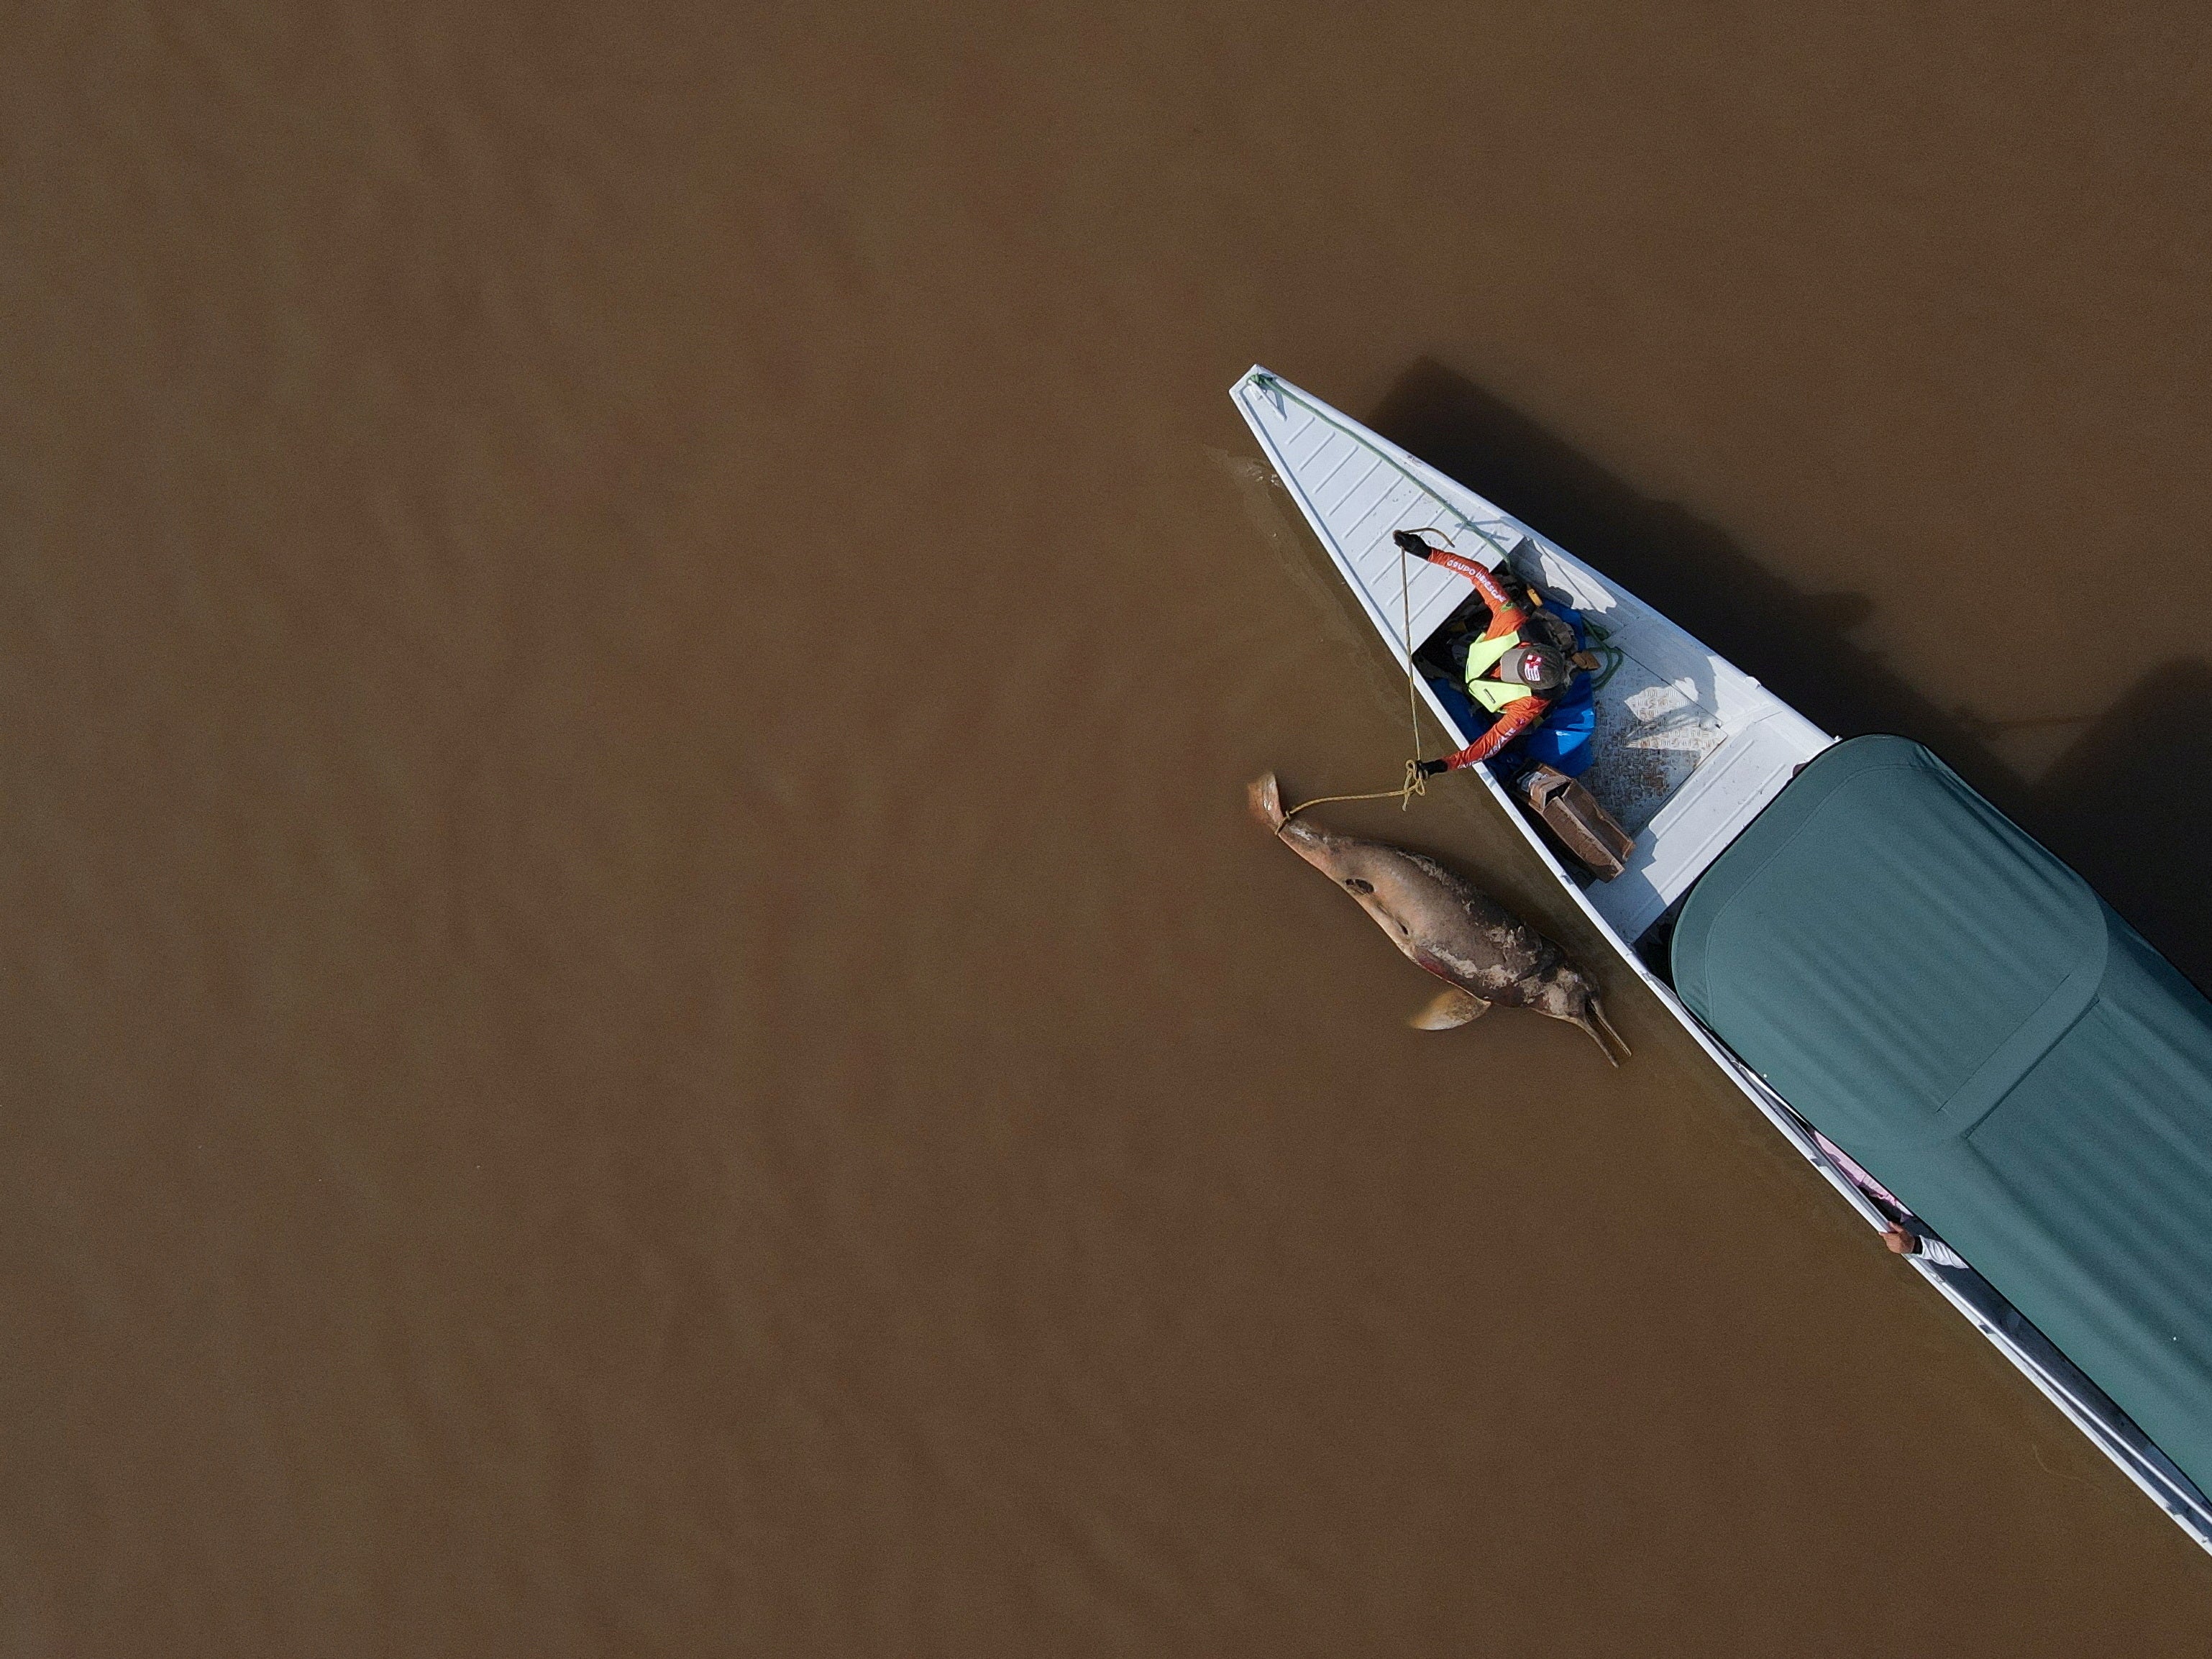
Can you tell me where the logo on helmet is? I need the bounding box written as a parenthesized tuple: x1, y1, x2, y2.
(1502, 643, 1570, 694)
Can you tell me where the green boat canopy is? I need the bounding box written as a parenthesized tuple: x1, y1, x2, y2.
(1673, 735, 2212, 1494)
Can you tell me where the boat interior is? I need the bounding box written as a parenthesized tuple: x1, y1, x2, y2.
(1233, 368, 2212, 1558)
(1233, 367, 1833, 949)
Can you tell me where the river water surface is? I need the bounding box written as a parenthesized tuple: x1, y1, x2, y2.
(6, 4, 2212, 1653)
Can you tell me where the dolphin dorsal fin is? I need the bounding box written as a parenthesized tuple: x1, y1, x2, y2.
(1410, 986, 1490, 1030)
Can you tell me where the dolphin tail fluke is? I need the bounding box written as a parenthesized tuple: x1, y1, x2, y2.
(1410, 985, 1490, 1030)
(1248, 771, 1286, 834)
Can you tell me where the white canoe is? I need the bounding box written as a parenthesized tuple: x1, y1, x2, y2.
(1233, 365, 2212, 1555)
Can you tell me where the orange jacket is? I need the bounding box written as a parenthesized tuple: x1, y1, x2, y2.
(1409, 544, 1548, 771)
(1418, 546, 1530, 639)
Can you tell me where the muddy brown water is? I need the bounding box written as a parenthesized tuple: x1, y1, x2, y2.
(6, 5, 2212, 1653)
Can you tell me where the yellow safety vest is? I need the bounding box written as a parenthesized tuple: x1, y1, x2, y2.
(1463, 630, 1535, 714)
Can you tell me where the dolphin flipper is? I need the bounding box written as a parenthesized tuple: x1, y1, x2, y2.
(1410, 986, 1491, 1030)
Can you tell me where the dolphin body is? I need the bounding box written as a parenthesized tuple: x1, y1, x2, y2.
(1250, 772, 1627, 1066)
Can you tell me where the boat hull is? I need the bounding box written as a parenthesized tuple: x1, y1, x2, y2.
(1231, 365, 2212, 1556)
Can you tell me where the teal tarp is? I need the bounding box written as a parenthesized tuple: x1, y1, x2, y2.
(1674, 736, 2212, 1494)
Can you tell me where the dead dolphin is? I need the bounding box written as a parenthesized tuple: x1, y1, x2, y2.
(1249, 772, 1629, 1065)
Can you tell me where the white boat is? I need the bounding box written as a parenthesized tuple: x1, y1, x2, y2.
(1233, 365, 2212, 1555)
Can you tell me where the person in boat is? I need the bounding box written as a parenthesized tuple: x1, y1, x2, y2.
(1883, 1224, 1968, 1270)
(1393, 530, 1592, 774)
(1814, 1128, 1970, 1269)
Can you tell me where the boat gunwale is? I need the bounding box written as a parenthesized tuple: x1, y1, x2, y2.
(1230, 364, 2212, 1558)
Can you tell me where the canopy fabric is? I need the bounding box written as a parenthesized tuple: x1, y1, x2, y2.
(1673, 735, 2212, 1493)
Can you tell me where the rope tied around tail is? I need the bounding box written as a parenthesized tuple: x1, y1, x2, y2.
(1279, 529, 1440, 823)
(1279, 757, 1430, 821)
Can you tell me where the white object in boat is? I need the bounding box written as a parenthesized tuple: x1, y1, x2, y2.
(1231, 365, 2212, 1557)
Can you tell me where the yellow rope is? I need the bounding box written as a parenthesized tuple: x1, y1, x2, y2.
(1280, 535, 1439, 821)
(1277, 758, 1430, 821)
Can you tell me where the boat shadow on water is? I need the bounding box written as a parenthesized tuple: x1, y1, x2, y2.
(1367, 359, 2212, 992)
